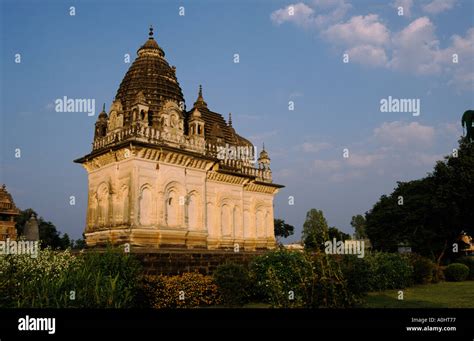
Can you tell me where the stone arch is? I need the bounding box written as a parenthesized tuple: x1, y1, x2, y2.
(243, 209, 252, 238)
(89, 191, 99, 226)
(97, 182, 110, 226)
(221, 203, 232, 237)
(139, 184, 153, 226)
(163, 181, 185, 227)
(254, 202, 267, 238)
(187, 190, 201, 230)
(120, 184, 129, 224)
(233, 205, 242, 239)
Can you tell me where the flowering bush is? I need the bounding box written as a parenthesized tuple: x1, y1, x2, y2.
(0, 247, 142, 308)
(143, 272, 221, 308)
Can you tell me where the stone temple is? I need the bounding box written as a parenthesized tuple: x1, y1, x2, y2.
(0, 184, 19, 241)
(74, 27, 283, 250)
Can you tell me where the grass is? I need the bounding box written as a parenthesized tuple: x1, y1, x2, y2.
(360, 281, 474, 308)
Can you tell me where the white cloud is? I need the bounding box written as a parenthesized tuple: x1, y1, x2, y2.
(440, 122, 462, 137)
(389, 17, 442, 74)
(313, 159, 341, 172)
(299, 142, 331, 152)
(270, 1, 351, 29)
(248, 130, 279, 142)
(311, 0, 352, 28)
(270, 3, 473, 91)
(422, 0, 457, 15)
(392, 0, 414, 18)
(322, 14, 390, 47)
(329, 170, 363, 183)
(346, 152, 384, 168)
(270, 3, 315, 28)
(346, 44, 388, 66)
(443, 28, 474, 90)
(410, 152, 444, 166)
(374, 121, 435, 147)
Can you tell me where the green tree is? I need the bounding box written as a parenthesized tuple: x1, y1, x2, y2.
(15, 208, 64, 249)
(73, 235, 87, 249)
(60, 233, 72, 249)
(350, 214, 367, 239)
(328, 226, 351, 241)
(274, 218, 294, 240)
(365, 138, 474, 265)
(302, 209, 329, 251)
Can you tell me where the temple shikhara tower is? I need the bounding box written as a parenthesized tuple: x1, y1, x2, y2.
(0, 184, 19, 241)
(75, 27, 283, 250)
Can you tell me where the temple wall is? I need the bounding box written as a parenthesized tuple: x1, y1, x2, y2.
(84, 154, 276, 250)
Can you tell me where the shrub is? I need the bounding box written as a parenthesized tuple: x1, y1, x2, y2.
(457, 257, 474, 280)
(305, 253, 356, 308)
(249, 249, 312, 307)
(444, 263, 469, 282)
(72, 248, 143, 308)
(249, 249, 357, 308)
(406, 254, 435, 284)
(0, 248, 82, 308)
(366, 253, 413, 290)
(213, 263, 250, 306)
(143, 272, 221, 308)
(0, 247, 143, 308)
(337, 255, 371, 298)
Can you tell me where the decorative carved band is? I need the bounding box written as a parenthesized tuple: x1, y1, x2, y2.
(244, 183, 278, 194)
(83, 147, 214, 172)
(207, 172, 249, 185)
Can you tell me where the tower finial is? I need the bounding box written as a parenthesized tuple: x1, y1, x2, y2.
(228, 113, 232, 127)
(102, 103, 105, 112)
(262, 142, 265, 151)
(194, 84, 207, 108)
(149, 25, 154, 38)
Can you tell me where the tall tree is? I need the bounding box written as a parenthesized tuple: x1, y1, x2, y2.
(302, 209, 329, 251)
(365, 138, 474, 264)
(274, 218, 294, 240)
(350, 214, 367, 239)
(328, 226, 351, 241)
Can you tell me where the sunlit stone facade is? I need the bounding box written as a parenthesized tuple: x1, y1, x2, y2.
(75, 27, 283, 250)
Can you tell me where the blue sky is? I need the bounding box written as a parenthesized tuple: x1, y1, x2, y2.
(1, 0, 473, 241)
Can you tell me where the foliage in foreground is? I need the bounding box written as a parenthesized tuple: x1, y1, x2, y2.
(249, 249, 356, 308)
(0, 248, 142, 308)
(143, 272, 221, 308)
(213, 263, 251, 306)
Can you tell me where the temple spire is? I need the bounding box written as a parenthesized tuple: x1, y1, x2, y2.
(228, 113, 232, 127)
(194, 84, 207, 108)
(149, 25, 154, 39)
